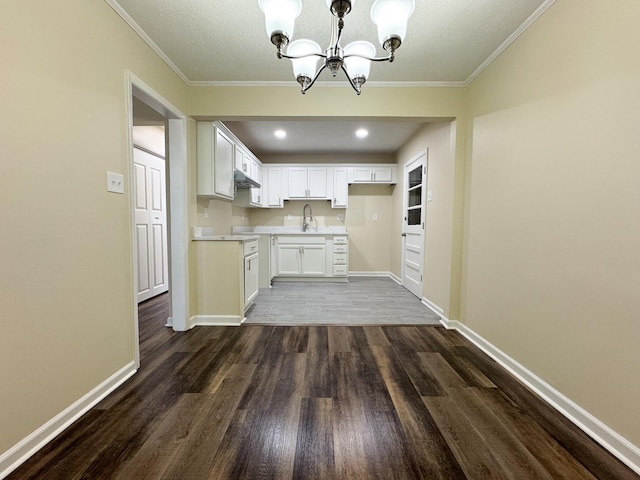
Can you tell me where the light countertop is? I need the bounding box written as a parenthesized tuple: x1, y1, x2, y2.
(232, 226, 348, 235)
(192, 227, 259, 241)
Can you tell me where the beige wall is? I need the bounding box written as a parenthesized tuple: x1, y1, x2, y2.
(248, 185, 394, 272)
(392, 122, 457, 317)
(0, 1, 188, 454)
(463, 0, 640, 445)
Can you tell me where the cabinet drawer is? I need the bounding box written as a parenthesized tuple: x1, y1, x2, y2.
(333, 265, 348, 276)
(333, 245, 348, 254)
(333, 236, 348, 245)
(243, 240, 259, 256)
(333, 253, 347, 265)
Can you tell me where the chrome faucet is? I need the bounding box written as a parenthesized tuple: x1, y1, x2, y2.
(302, 203, 313, 232)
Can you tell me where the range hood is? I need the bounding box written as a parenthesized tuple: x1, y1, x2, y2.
(234, 169, 261, 189)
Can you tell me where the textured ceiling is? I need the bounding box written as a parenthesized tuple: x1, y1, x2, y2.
(109, 0, 552, 85)
(111, 0, 553, 154)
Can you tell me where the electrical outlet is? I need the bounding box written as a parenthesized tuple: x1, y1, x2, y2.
(107, 172, 124, 194)
(337, 214, 344, 222)
(287, 214, 293, 221)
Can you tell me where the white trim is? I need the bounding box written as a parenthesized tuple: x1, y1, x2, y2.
(389, 272, 402, 285)
(346, 271, 403, 285)
(421, 296, 445, 316)
(449, 321, 640, 476)
(104, 0, 189, 85)
(464, 0, 557, 85)
(191, 315, 244, 327)
(126, 72, 190, 334)
(348, 271, 393, 278)
(0, 362, 136, 480)
(188, 80, 467, 88)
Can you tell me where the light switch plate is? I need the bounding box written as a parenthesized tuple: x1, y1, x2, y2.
(107, 172, 125, 194)
(372, 213, 378, 221)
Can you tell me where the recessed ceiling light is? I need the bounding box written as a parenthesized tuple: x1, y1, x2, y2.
(274, 129, 287, 139)
(356, 128, 368, 139)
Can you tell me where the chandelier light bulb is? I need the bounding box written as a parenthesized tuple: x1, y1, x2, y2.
(344, 41, 376, 81)
(370, 0, 415, 49)
(258, 0, 302, 47)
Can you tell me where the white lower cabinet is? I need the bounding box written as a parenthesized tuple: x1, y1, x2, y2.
(274, 234, 347, 280)
(277, 240, 326, 276)
(244, 251, 259, 305)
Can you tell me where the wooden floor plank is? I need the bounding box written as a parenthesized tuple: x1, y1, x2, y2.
(8, 287, 639, 480)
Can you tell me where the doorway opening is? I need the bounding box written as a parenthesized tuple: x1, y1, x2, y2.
(127, 72, 189, 368)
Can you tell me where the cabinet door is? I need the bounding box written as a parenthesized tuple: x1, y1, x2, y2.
(250, 162, 263, 206)
(270, 236, 277, 280)
(244, 252, 259, 306)
(372, 167, 393, 183)
(277, 244, 301, 274)
(332, 168, 348, 208)
(266, 168, 283, 207)
(307, 167, 327, 198)
(352, 167, 373, 183)
(235, 145, 249, 174)
(214, 129, 235, 198)
(301, 244, 326, 275)
(288, 167, 308, 198)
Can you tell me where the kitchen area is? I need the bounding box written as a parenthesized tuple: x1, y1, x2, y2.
(190, 120, 402, 326)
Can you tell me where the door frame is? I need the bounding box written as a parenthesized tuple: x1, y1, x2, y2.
(126, 71, 189, 368)
(401, 151, 428, 298)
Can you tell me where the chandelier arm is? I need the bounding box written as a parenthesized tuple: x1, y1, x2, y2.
(341, 65, 362, 95)
(343, 53, 393, 63)
(301, 63, 329, 94)
(280, 52, 327, 61)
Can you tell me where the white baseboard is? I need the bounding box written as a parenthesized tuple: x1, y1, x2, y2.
(0, 362, 137, 480)
(347, 271, 403, 285)
(450, 321, 640, 476)
(191, 315, 243, 327)
(421, 297, 444, 316)
(348, 271, 392, 278)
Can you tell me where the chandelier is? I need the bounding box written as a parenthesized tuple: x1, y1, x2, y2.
(258, 0, 415, 95)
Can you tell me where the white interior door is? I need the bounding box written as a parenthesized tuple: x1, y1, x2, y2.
(134, 147, 169, 303)
(402, 152, 427, 298)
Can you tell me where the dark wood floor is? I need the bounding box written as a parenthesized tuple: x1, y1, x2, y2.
(9, 291, 638, 479)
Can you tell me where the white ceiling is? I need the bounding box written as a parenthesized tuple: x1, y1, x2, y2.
(111, 0, 553, 154)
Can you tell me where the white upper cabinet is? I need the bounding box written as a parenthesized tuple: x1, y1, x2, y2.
(288, 167, 327, 199)
(348, 165, 397, 184)
(265, 167, 284, 207)
(332, 167, 348, 208)
(196, 122, 235, 199)
(250, 160, 263, 207)
(235, 144, 250, 175)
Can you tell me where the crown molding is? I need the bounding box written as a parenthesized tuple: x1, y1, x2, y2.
(187, 80, 466, 88)
(103, 0, 190, 84)
(464, 0, 557, 85)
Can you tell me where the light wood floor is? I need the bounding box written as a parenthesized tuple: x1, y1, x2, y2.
(8, 287, 639, 479)
(245, 277, 441, 325)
